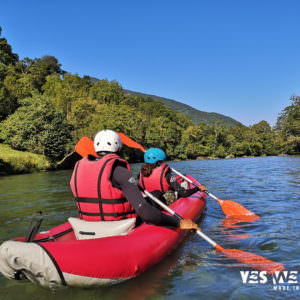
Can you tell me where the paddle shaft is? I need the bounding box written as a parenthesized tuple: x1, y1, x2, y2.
(171, 168, 220, 203)
(144, 189, 285, 275)
(143, 189, 217, 247)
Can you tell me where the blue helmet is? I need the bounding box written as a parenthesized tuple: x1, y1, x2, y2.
(144, 148, 166, 164)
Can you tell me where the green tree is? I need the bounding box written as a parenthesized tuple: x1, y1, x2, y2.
(0, 55, 64, 122)
(250, 120, 278, 155)
(0, 95, 72, 162)
(229, 141, 251, 157)
(178, 125, 211, 159)
(28, 56, 63, 91)
(144, 112, 191, 158)
(3, 64, 38, 100)
(68, 97, 99, 142)
(87, 104, 146, 139)
(89, 79, 124, 104)
(43, 73, 91, 120)
(215, 145, 227, 158)
(209, 122, 227, 155)
(275, 95, 300, 154)
(119, 94, 145, 107)
(0, 64, 19, 121)
(0, 26, 18, 65)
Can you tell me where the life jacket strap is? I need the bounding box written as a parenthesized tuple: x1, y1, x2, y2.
(75, 197, 128, 204)
(77, 210, 135, 218)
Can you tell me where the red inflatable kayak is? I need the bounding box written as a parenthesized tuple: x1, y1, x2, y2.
(0, 176, 206, 289)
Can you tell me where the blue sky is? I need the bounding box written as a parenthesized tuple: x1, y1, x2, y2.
(1, 0, 300, 126)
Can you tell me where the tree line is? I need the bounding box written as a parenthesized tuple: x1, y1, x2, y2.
(0, 26, 299, 165)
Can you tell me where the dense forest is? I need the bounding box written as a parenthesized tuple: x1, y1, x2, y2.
(0, 26, 299, 170)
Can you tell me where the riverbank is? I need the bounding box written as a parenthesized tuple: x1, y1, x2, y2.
(0, 144, 51, 175)
(0, 143, 293, 176)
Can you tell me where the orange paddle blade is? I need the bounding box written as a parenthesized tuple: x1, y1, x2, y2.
(118, 133, 146, 153)
(217, 199, 260, 219)
(75, 136, 98, 157)
(215, 245, 284, 274)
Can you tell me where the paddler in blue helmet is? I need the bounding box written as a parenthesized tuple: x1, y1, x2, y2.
(139, 148, 207, 206)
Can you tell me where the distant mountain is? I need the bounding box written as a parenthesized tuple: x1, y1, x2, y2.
(89, 77, 242, 126)
(123, 89, 242, 127)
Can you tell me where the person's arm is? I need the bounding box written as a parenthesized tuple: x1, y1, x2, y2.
(112, 165, 179, 227)
(166, 173, 199, 198)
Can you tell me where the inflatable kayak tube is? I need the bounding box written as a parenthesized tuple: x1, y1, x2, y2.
(0, 175, 206, 290)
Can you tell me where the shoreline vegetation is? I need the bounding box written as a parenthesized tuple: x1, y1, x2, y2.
(0, 144, 51, 175)
(0, 142, 294, 176)
(0, 25, 299, 177)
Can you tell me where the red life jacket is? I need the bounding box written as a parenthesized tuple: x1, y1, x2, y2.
(70, 153, 137, 221)
(139, 163, 171, 193)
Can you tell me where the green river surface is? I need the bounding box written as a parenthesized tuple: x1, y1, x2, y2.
(0, 156, 299, 300)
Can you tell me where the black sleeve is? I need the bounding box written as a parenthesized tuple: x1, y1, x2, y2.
(166, 172, 199, 198)
(111, 165, 179, 227)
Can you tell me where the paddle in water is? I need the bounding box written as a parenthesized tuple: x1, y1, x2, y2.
(142, 189, 284, 274)
(115, 133, 259, 220)
(170, 168, 259, 221)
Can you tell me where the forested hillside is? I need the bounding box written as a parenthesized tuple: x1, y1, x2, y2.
(123, 89, 242, 127)
(91, 77, 242, 126)
(0, 25, 299, 174)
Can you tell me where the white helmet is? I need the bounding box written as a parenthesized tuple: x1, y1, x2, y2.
(94, 130, 122, 153)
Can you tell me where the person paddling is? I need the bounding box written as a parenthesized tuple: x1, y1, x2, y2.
(139, 148, 207, 205)
(70, 129, 199, 229)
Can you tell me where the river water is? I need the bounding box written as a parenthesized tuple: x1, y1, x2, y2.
(0, 156, 299, 300)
